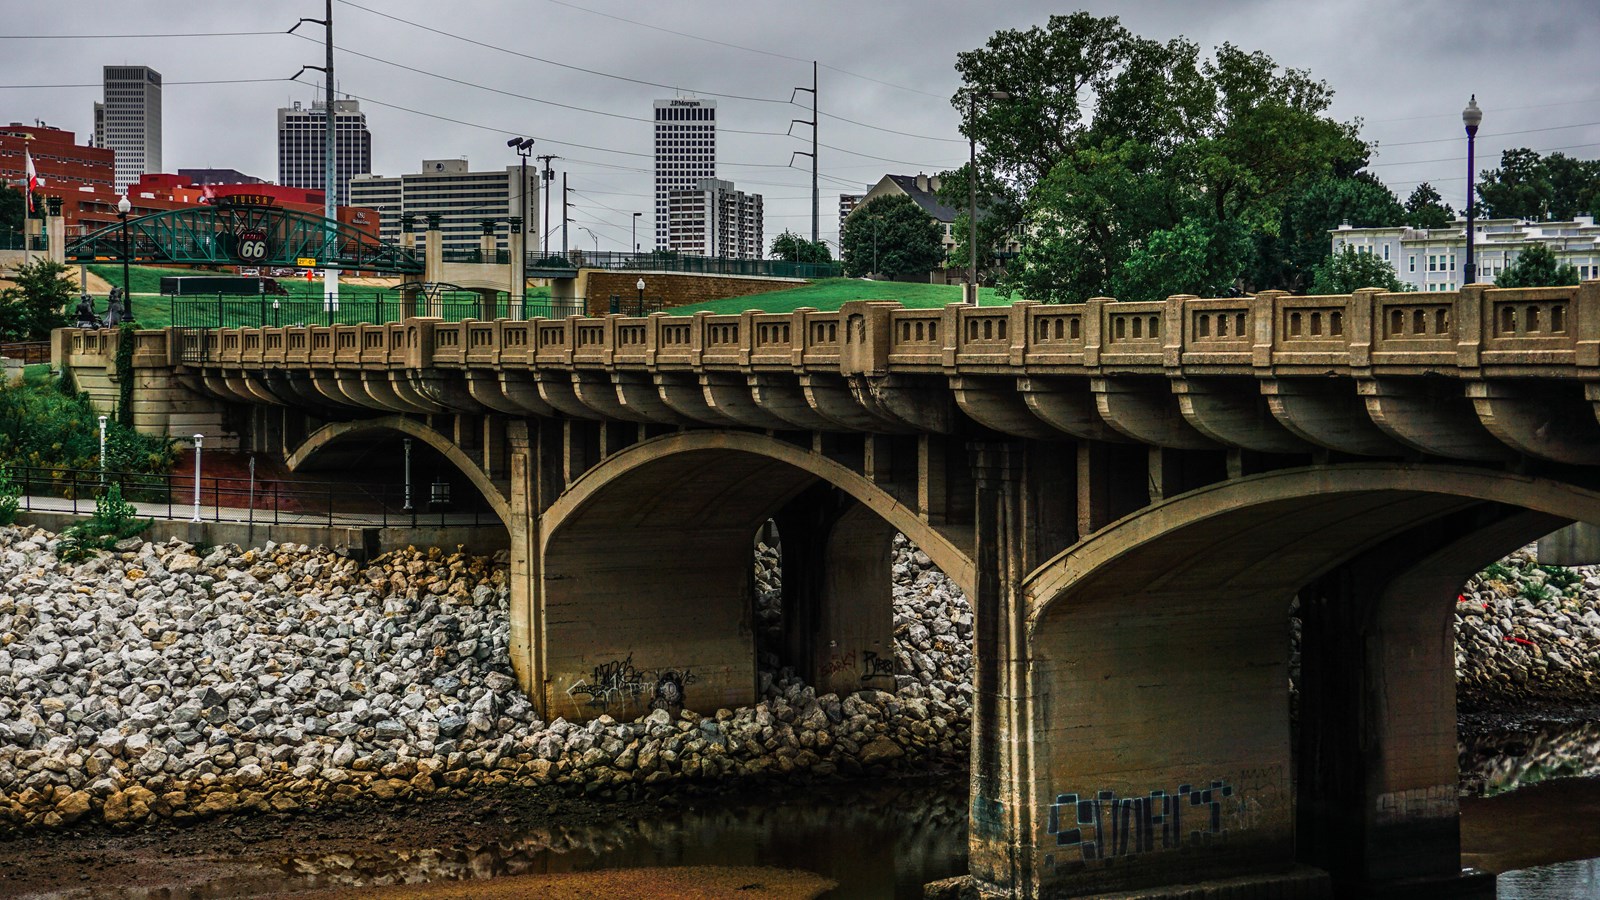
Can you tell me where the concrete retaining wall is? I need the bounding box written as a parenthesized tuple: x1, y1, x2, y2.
(17, 509, 508, 560)
(582, 270, 805, 316)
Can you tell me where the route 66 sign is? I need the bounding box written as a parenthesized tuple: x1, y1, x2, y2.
(236, 229, 268, 262)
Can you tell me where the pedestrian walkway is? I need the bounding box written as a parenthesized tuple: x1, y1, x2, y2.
(17, 493, 493, 528)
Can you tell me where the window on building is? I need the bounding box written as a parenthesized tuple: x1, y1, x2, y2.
(1408, 255, 1416, 272)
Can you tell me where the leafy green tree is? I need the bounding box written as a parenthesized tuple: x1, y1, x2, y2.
(0, 258, 73, 340)
(935, 165, 1024, 285)
(1308, 246, 1404, 294)
(1404, 183, 1455, 229)
(839, 195, 945, 278)
(952, 13, 1367, 302)
(1249, 173, 1402, 292)
(0, 186, 23, 236)
(1118, 218, 1252, 300)
(1478, 149, 1600, 220)
(1495, 244, 1578, 287)
(768, 229, 833, 264)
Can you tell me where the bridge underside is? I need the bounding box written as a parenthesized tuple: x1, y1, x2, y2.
(56, 281, 1600, 898)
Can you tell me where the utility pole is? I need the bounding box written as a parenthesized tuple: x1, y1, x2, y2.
(789, 62, 819, 246)
(536, 154, 559, 258)
(561, 172, 569, 257)
(292, 2, 338, 307)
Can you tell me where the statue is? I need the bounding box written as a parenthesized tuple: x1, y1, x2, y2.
(73, 294, 101, 329)
(105, 293, 125, 327)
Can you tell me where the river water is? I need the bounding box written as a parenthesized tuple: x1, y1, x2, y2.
(21, 720, 1600, 899)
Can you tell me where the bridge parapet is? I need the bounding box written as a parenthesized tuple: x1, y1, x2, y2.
(263, 282, 1596, 379)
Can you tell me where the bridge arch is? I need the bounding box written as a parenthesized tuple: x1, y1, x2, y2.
(285, 415, 510, 526)
(1012, 464, 1600, 897)
(536, 430, 975, 721)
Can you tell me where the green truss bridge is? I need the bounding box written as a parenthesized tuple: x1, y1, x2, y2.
(65, 204, 424, 275)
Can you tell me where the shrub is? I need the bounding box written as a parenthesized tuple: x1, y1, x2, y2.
(56, 484, 151, 561)
(0, 467, 18, 526)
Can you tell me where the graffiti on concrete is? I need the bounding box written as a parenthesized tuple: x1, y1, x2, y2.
(1046, 780, 1236, 864)
(860, 650, 896, 682)
(565, 654, 696, 713)
(821, 650, 857, 678)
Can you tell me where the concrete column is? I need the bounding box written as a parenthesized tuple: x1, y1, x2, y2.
(505, 420, 543, 696)
(508, 223, 526, 319)
(775, 487, 897, 697)
(967, 441, 1040, 897)
(1295, 510, 1535, 898)
(424, 214, 443, 288)
(46, 210, 66, 264)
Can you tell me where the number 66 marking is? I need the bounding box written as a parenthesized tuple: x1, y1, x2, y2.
(238, 238, 267, 260)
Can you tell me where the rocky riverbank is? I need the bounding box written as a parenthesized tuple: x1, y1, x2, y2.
(4, 516, 1599, 836)
(0, 526, 970, 834)
(1456, 547, 1600, 710)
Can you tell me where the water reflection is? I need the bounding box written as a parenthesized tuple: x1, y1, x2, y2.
(1500, 857, 1600, 899)
(1461, 721, 1600, 796)
(32, 779, 970, 900)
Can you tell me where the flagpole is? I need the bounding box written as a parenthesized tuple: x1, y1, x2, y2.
(21, 136, 34, 267)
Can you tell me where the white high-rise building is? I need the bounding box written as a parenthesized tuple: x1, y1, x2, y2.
(654, 98, 716, 250)
(97, 66, 161, 192)
(666, 178, 763, 259)
(277, 98, 372, 206)
(349, 159, 539, 257)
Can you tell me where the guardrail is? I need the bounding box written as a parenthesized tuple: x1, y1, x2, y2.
(170, 295, 586, 329)
(11, 464, 495, 528)
(542, 250, 840, 279)
(0, 341, 50, 364)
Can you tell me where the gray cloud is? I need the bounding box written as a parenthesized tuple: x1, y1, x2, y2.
(7, 0, 1597, 248)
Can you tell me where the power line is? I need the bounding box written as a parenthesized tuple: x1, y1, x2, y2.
(536, 0, 949, 100)
(818, 110, 966, 143)
(1368, 140, 1600, 169)
(1377, 121, 1600, 149)
(0, 30, 282, 39)
(0, 77, 292, 89)
(333, 0, 791, 105)
(293, 33, 787, 136)
(1363, 95, 1600, 126)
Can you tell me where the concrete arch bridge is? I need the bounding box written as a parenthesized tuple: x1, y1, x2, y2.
(56, 282, 1600, 899)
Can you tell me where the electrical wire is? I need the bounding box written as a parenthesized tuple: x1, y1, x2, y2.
(291, 33, 788, 136)
(0, 77, 291, 89)
(1378, 121, 1600, 148)
(818, 110, 966, 144)
(333, 0, 791, 105)
(0, 30, 283, 39)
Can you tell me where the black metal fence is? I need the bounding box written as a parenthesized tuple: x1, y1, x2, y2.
(542, 250, 840, 280)
(0, 342, 50, 364)
(170, 295, 587, 329)
(12, 465, 497, 528)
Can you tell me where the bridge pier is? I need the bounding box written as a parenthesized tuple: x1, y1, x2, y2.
(773, 486, 897, 696)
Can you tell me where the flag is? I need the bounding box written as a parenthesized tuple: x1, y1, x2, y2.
(23, 146, 37, 212)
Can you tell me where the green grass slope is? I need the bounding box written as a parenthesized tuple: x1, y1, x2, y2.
(666, 278, 1008, 315)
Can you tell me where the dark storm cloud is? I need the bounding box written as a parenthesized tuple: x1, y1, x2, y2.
(7, 1, 1597, 247)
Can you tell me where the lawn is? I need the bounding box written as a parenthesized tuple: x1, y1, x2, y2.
(83, 265, 553, 328)
(666, 278, 1009, 315)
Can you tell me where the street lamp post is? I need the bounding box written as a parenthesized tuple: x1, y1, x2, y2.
(117, 194, 132, 320)
(632, 212, 642, 255)
(1463, 96, 1482, 286)
(966, 90, 1009, 305)
(191, 434, 204, 523)
(401, 437, 413, 512)
(636, 277, 645, 315)
(98, 415, 107, 485)
(507, 138, 535, 306)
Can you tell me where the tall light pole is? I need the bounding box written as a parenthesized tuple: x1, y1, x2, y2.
(632, 212, 642, 254)
(117, 194, 132, 320)
(967, 90, 1009, 305)
(507, 137, 534, 307)
(536, 154, 559, 258)
(1463, 95, 1482, 286)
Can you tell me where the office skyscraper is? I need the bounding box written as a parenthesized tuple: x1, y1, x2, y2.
(96, 66, 161, 192)
(277, 98, 372, 206)
(653, 98, 716, 250)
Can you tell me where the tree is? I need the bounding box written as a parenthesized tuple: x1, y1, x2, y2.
(0, 258, 73, 340)
(1477, 148, 1600, 220)
(839, 195, 945, 278)
(1404, 183, 1455, 229)
(1495, 244, 1578, 288)
(0, 186, 23, 237)
(1248, 173, 1402, 292)
(1308, 246, 1404, 294)
(952, 13, 1368, 302)
(768, 229, 833, 264)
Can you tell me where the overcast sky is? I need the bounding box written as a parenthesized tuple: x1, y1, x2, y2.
(7, 0, 1598, 251)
